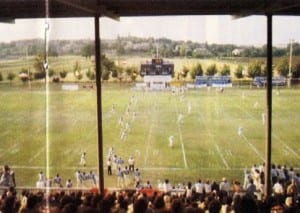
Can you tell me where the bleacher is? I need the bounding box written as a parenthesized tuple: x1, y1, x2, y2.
(195, 75, 233, 88)
(253, 76, 287, 87)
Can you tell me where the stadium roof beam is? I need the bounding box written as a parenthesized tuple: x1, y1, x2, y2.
(1, 0, 300, 18)
(53, 0, 119, 20)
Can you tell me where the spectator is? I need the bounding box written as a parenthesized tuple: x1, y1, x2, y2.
(133, 197, 148, 213)
(273, 179, 284, 195)
(246, 179, 256, 198)
(220, 177, 230, 195)
(208, 199, 221, 213)
(0, 165, 14, 187)
(195, 179, 204, 201)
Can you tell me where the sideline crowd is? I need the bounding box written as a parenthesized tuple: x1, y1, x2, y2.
(0, 163, 300, 212)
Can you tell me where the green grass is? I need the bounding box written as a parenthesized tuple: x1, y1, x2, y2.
(0, 83, 300, 188)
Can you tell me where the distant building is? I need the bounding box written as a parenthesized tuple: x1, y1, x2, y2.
(232, 48, 243, 56)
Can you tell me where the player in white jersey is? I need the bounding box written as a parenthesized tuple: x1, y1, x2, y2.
(168, 135, 174, 148)
(123, 166, 130, 187)
(118, 116, 124, 126)
(125, 122, 130, 132)
(254, 101, 259, 109)
(66, 179, 72, 188)
(38, 171, 45, 182)
(262, 112, 266, 125)
(187, 102, 192, 114)
(108, 147, 114, 159)
(36, 171, 45, 188)
(238, 126, 243, 137)
(75, 170, 82, 188)
(111, 104, 116, 113)
(80, 152, 86, 167)
(128, 156, 135, 172)
(132, 111, 137, 121)
(88, 171, 97, 185)
(120, 130, 127, 141)
(177, 114, 184, 123)
(53, 173, 63, 188)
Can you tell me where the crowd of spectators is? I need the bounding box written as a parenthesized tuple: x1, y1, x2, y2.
(0, 163, 300, 212)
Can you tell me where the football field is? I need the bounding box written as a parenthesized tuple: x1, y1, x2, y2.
(1, 83, 300, 188)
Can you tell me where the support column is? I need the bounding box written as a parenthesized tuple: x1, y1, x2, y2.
(264, 14, 272, 199)
(94, 15, 104, 195)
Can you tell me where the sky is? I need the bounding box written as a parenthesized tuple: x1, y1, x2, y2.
(0, 15, 299, 46)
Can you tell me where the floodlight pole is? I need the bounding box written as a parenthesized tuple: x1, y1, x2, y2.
(264, 13, 272, 199)
(288, 39, 294, 88)
(94, 15, 104, 195)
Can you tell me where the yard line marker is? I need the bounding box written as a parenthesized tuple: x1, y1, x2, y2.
(215, 144, 230, 169)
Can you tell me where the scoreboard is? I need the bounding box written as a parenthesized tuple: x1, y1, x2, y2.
(140, 58, 174, 77)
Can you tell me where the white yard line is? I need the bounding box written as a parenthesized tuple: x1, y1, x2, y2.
(197, 102, 231, 169)
(175, 101, 188, 169)
(0, 143, 19, 158)
(29, 147, 46, 163)
(273, 134, 300, 159)
(178, 125, 188, 168)
(215, 144, 230, 169)
(143, 111, 155, 167)
(236, 103, 299, 158)
(241, 135, 264, 161)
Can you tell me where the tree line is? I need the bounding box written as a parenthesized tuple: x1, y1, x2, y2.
(1, 37, 300, 59)
(3, 54, 300, 85)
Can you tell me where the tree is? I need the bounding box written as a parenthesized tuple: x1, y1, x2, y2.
(180, 66, 189, 81)
(19, 68, 31, 83)
(129, 66, 139, 82)
(81, 43, 93, 59)
(48, 68, 56, 78)
(206, 64, 218, 76)
(116, 66, 124, 83)
(59, 70, 68, 81)
(247, 61, 262, 79)
(102, 69, 110, 81)
(7, 72, 16, 85)
(33, 54, 46, 80)
(124, 67, 133, 81)
(111, 67, 118, 79)
(220, 64, 231, 76)
(261, 63, 272, 77)
(234, 65, 244, 79)
(277, 58, 289, 77)
(116, 41, 125, 55)
(86, 68, 96, 81)
(190, 63, 203, 80)
(292, 61, 300, 78)
(179, 46, 186, 57)
(73, 61, 83, 81)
